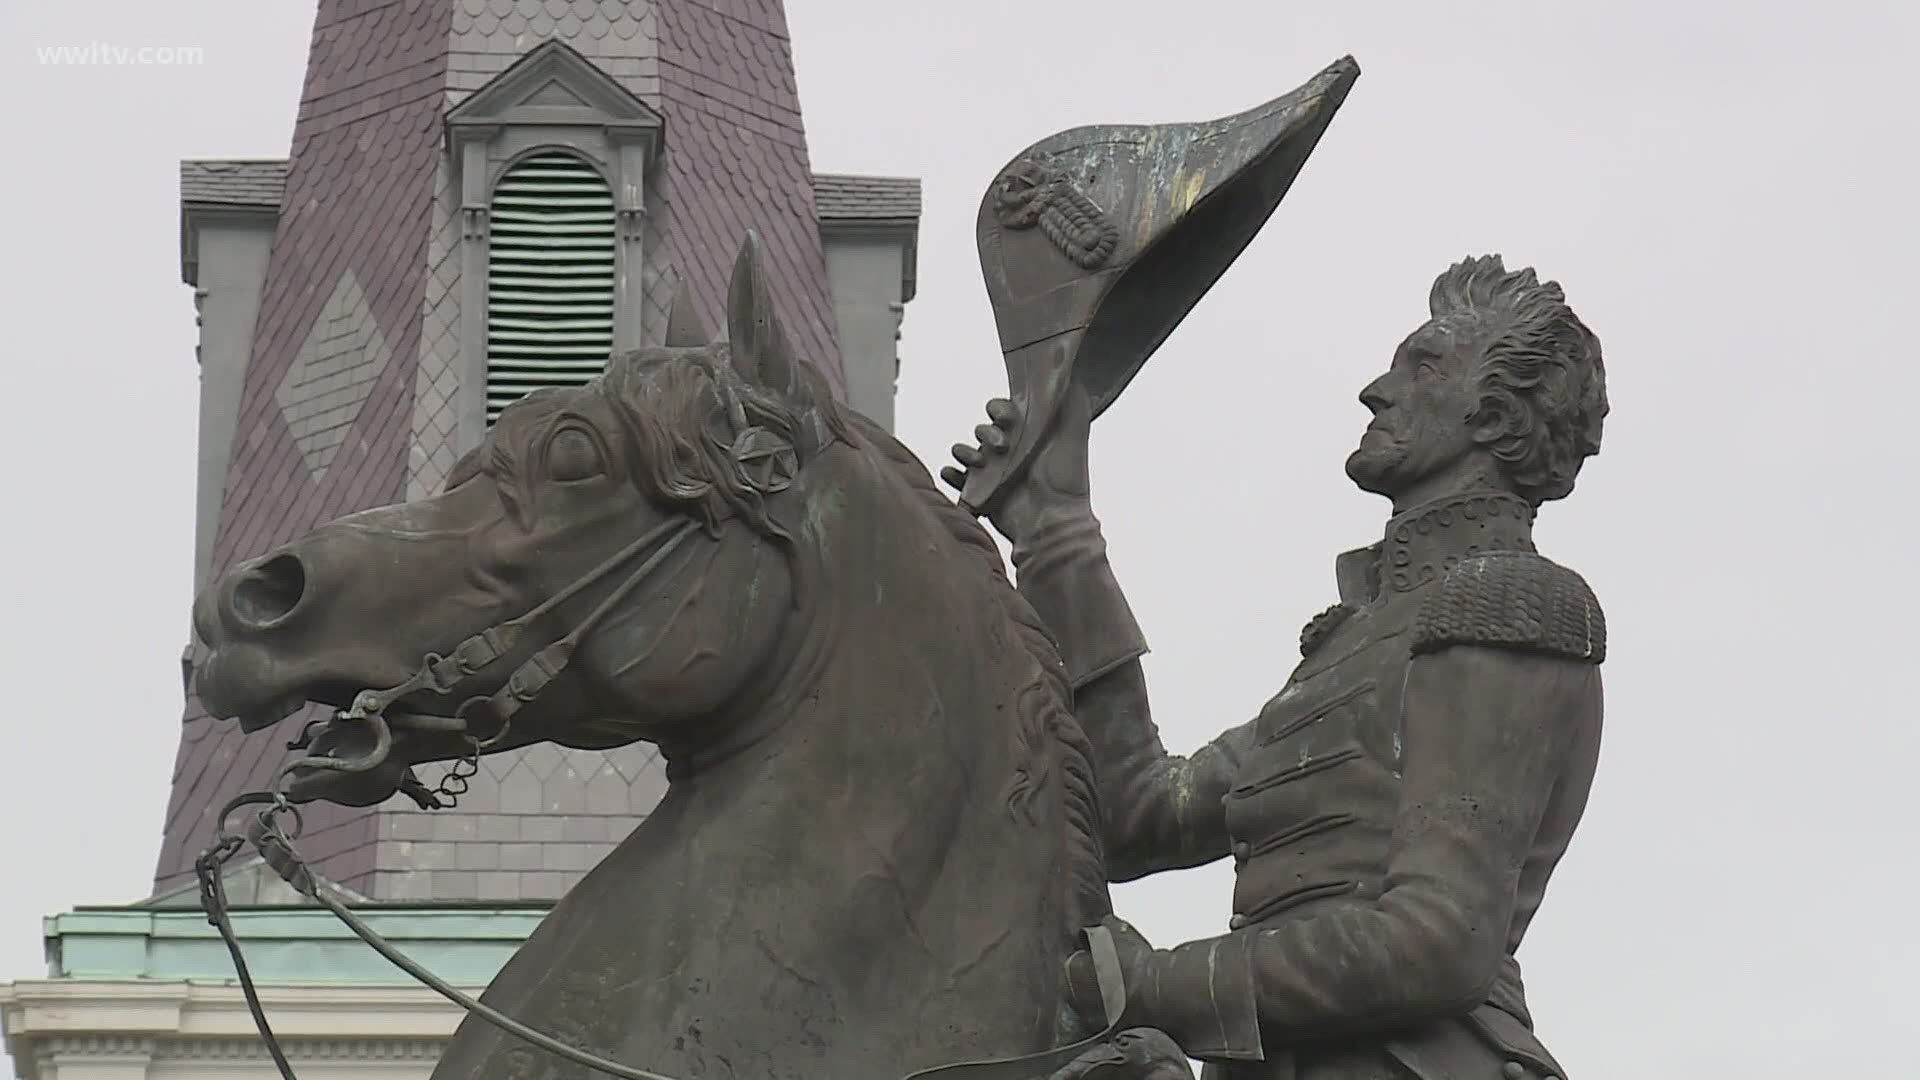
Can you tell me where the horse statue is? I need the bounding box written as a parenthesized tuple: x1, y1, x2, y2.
(191, 57, 1361, 1079)
(192, 234, 1121, 1080)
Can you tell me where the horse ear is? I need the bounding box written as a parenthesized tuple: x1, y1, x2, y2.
(662, 274, 711, 347)
(725, 231, 800, 396)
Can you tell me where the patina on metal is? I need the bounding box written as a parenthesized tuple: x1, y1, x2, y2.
(959, 56, 1360, 515)
(178, 54, 1522, 1080)
(945, 255, 1609, 1079)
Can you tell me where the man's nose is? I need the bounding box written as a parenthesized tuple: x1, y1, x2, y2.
(1358, 373, 1394, 414)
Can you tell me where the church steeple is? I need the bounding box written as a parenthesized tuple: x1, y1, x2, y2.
(160, 0, 884, 902)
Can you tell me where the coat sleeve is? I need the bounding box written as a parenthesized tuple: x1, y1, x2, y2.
(1076, 663, 1257, 881)
(1009, 507, 1255, 882)
(1140, 554, 1607, 1060)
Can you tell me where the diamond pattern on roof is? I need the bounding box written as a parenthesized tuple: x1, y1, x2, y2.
(410, 159, 465, 500)
(275, 269, 394, 482)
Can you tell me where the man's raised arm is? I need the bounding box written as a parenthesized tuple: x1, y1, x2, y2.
(944, 388, 1254, 881)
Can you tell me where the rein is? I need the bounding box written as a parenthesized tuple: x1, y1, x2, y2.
(196, 793, 687, 1080)
(197, 798, 1129, 1080)
(197, 511, 706, 1079)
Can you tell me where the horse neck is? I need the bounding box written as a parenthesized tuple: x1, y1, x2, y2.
(661, 444, 1084, 1005)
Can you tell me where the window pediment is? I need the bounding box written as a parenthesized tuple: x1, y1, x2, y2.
(446, 39, 663, 147)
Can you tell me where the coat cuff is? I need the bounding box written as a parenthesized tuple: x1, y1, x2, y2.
(1143, 934, 1265, 1062)
(1010, 508, 1149, 689)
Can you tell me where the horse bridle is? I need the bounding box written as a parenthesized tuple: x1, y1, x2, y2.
(196, 457, 1133, 1080)
(279, 513, 702, 798)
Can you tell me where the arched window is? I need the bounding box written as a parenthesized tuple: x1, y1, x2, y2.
(484, 150, 617, 421)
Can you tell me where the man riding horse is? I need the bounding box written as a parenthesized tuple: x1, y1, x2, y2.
(187, 46, 1609, 1077)
(944, 251, 1608, 1080)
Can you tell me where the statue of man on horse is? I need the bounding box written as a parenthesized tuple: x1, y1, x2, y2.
(186, 46, 1611, 1080)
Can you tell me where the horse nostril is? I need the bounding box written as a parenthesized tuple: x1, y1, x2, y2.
(231, 554, 308, 629)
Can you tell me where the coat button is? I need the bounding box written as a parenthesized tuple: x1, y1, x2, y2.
(1228, 913, 1248, 930)
(1232, 842, 1251, 860)
(1502, 1063, 1526, 1079)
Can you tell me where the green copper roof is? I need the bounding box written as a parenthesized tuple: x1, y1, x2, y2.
(45, 904, 550, 986)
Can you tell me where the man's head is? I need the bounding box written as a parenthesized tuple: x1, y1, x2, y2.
(1345, 255, 1608, 510)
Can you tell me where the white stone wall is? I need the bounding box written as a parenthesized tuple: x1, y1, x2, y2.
(0, 982, 466, 1080)
(820, 230, 911, 431)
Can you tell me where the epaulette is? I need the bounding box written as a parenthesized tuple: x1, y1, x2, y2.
(1411, 552, 1606, 664)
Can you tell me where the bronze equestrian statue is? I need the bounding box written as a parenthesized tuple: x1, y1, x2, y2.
(187, 42, 1613, 1079)
(943, 255, 1608, 1080)
(188, 57, 1364, 1080)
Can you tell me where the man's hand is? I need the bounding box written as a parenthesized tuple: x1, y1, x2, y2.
(939, 381, 1094, 546)
(1063, 915, 1157, 1033)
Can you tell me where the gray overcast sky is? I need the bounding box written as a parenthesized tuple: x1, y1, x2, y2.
(2, 1, 1916, 1076)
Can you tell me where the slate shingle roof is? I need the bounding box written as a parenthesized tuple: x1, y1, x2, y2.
(180, 159, 290, 208)
(812, 174, 922, 222)
(181, 159, 923, 222)
(653, 0, 842, 398)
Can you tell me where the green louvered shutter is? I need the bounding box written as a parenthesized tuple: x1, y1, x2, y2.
(485, 151, 617, 422)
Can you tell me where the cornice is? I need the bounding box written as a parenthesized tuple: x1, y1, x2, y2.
(816, 218, 920, 303)
(151, 1036, 446, 1061)
(0, 979, 475, 1039)
(179, 202, 280, 286)
(25, 1033, 155, 1055)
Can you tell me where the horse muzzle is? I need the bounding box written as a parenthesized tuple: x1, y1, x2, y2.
(193, 491, 511, 720)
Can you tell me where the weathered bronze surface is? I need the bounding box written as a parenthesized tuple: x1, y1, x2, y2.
(944, 255, 1608, 1080)
(195, 234, 1130, 1078)
(189, 51, 1611, 1080)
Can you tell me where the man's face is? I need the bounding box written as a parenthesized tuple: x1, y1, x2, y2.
(1344, 318, 1486, 501)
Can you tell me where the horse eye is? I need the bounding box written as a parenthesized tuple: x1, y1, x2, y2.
(546, 428, 605, 482)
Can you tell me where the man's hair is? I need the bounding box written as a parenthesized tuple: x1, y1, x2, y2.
(1429, 255, 1608, 506)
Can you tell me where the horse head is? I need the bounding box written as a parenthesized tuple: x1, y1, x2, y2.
(193, 233, 846, 806)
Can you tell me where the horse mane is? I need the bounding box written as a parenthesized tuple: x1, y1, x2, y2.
(588, 346, 1111, 936)
(597, 345, 849, 541)
(840, 409, 1113, 937)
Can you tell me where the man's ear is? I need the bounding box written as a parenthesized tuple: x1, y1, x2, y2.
(1466, 385, 1517, 449)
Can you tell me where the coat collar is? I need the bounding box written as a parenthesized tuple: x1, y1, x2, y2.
(1333, 490, 1537, 605)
